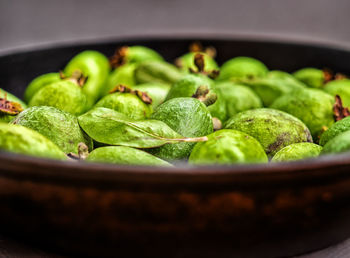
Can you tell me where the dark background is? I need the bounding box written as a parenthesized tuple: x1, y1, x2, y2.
(1, 0, 350, 54)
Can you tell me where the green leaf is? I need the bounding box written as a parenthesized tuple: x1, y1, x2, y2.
(78, 107, 207, 148)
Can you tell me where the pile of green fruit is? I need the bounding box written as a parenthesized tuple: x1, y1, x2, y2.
(1, 42, 350, 166)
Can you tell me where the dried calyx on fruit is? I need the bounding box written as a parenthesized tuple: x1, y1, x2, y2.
(0, 93, 23, 115)
(333, 95, 350, 122)
(109, 84, 152, 104)
(188, 41, 217, 58)
(59, 70, 88, 87)
(109, 46, 128, 68)
(67, 142, 89, 160)
(192, 85, 217, 107)
(189, 53, 220, 79)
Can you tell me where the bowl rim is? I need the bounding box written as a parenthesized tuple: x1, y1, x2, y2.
(1, 35, 350, 187)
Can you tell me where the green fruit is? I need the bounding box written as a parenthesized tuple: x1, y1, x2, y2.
(324, 79, 350, 107)
(103, 63, 137, 96)
(134, 60, 183, 86)
(319, 116, 350, 146)
(94, 92, 152, 120)
(64, 50, 110, 108)
(132, 83, 171, 108)
(240, 75, 305, 107)
(214, 82, 262, 120)
(29, 81, 87, 116)
(12, 106, 93, 154)
(322, 130, 350, 154)
(189, 129, 268, 165)
(270, 88, 334, 139)
(150, 97, 213, 160)
(293, 68, 325, 88)
(175, 52, 218, 72)
(217, 56, 268, 81)
(86, 146, 172, 166)
(166, 74, 213, 100)
(271, 142, 322, 162)
(0, 123, 66, 160)
(165, 74, 225, 122)
(24, 73, 61, 103)
(123, 46, 164, 64)
(225, 108, 312, 157)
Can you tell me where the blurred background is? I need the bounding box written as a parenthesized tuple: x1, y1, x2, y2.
(1, 0, 350, 54)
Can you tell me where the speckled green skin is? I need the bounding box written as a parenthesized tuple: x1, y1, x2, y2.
(64, 50, 110, 108)
(271, 142, 322, 162)
(104, 63, 137, 96)
(293, 68, 325, 88)
(86, 146, 172, 166)
(322, 130, 350, 154)
(217, 56, 268, 81)
(150, 97, 213, 161)
(225, 108, 312, 157)
(132, 83, 171, 108)
(214, 82, 262, 121)
(165, 74, 226, 121)
(0, 123, 66, 160)
(176, 52, 218, 71)
(125, 46, 164, 63)
(189, 129, 268, 165)
(29, 81, 87, 116)
(270, 88, 334, 140)
(12, 106, 93, 154)
(24, 73, 61, 103)
(94, 92, 152, 120)
(134, 61, 183, 86)
(240, 76, 305, 107)
(324, 79, 350, 107)
(319, 116, 350, 146)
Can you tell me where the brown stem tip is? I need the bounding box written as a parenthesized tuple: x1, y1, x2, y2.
(109, 46, 128, 68)
(189, 53, 220, 79)
(333, 95, 350, 121)
(0, 91, 23, 115)
(60, 70, 87, 87)
(192, 85, 217, 106)
(109, 84, 153, 104)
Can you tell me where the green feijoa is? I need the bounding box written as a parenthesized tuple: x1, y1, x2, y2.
(94, 86, 153, 120)
(29, 81, 87, 116)
(109, 46, 164, 68)
(0, 123, 67, 160)
(134, 60, 183, 86)
(270, 88, 334, 139)
(78, 107, 207, 148)
(189, 129, 268, 165)
(149, 97, 213, 161)
(217, 56, 268, 81)
(214, 82, 262, 120)
(271, 142, 322, 162)
(24, 73, 61, 103)
(175, 52, 218, 72)
(268, 70, 307, 88)
(225, 108, 312, 157)
(132, 83, 171, 108)
(322, 130, 350, 154)
(293, 68, 325, 88)
(0, 88, 27, 109)
(64, 50, 110, 108)
(324, 79, 350, 107)
(103, 63, 137, 96)
(166, 74, 213, 100)
(319, 116, 350, 146)
(239, 76, 305, 107)
(86, 146, 172, 166)
(12, 106, 93, 154)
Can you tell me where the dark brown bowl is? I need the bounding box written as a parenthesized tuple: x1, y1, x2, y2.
(1, 36, 350, 258)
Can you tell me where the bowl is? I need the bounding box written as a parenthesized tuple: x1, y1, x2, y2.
(1, 36, 350, 258)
